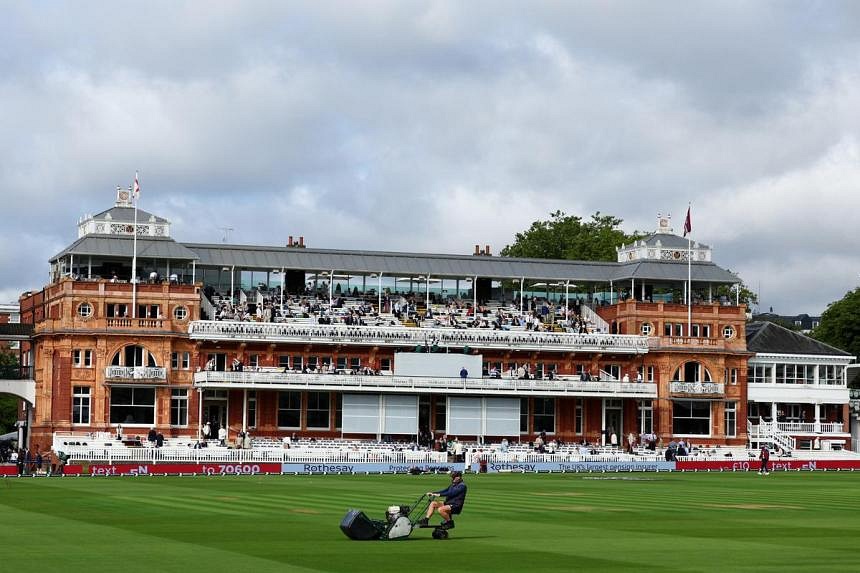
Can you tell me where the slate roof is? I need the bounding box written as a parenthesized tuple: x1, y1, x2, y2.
(91, 206, 168, 224)
(746, 321, 852, 357)
(0, 323, 34, 339)
(635, 232, 710, 250)
(183, 243, 739, 284)
(51, 235, 199, 262)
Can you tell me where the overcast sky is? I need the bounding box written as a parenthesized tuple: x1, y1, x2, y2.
(2, 1, 859, 315)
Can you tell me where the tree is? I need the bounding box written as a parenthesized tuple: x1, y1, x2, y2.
(500, 211, 642, 261)
(714, 274, 758, 308)
(0, 352, 20, 435)
(811, 287, 860, 360)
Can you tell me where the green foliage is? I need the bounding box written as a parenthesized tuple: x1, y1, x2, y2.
(812, 287, 860, 360)
(500, 210, 643, 261)
(714, 274, 759, 308)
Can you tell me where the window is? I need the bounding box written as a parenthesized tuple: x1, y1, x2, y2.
(349, 357, 361, 370)
(674, 324, 683, 337)
(777, 364, 815, 385)
(604, 364, 621, 380)
(249, 354, 260, 369)
(77, 302, 93, 318)
(293, 355, 303, 370)
(307, 356, 319, 370)
(72, 386, 91, 424)
(723, 368, 738, 385)
(247, 391, 257, 428)
(335, 394, 342, 430)
(647, 366, 655, 382)
(722, 325, 735, 339)
(73, 349, 93, 368)
(336, 357, 347, 371)
(110, 386, 156, 425)
(702, 324, 711, 338)
(171, 351, 190, 370)
(690, 324, 700, 337)
(277, 391, 301, 428)
(640, 322, 653, 336)
(106, 303, 128, 318)
(170, 389, 188, 426)
(307, 392, 330, 429)
(533, 398, 555, 433)
(639, 400, 653, 435)
(748, 363, 773, 384)
(111, 345, 157, 367)
(138, 304, 161, 319)
(673, 361, 712, 382)
(575, 401, 583, 434)
(173, 305, 188, 320)
(724, 402, 737, 437)
(819, 364, 845, 386)
(664, 323, 672, 336)
(520, 398, 529, 433)
(380, 358, 391, 372)
(279, 355, 290, 369)
(672, 400, 711, 436)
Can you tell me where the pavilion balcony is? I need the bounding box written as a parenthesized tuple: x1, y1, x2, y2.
(647, 337, 729, 351)
(105, 318, 166, 329)
(192, 371, 658, 399)
(105, 366, 167, 380)
(187, 320, 650, 354)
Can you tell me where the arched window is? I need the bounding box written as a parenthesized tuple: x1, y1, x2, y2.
(110, 345, 158, 368)
(672, 361, 711, 383)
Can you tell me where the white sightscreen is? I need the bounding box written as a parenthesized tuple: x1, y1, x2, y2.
(394, 352, 483, 379)
(484, 397, 520, 436)
(382, 395, 419, 435)
(447, 396, 482, 436)
(342, 394, 380, 434)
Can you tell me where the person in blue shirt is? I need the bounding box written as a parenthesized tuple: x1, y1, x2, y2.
(418, 470, 467, 530)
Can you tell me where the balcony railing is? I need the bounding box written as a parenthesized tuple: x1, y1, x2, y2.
(105, 366, 167, 380)
(669, 381, 725, 395)
(649, 337, 725, 350)
(188, 321, 650, 353)
(775, 422, 845, 435)
(106, 318, 166, 329)
(0, 365, 32, 380)
(193, 371, 658, 398)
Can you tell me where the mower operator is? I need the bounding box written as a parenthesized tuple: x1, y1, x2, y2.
(419, 470, 467, 530)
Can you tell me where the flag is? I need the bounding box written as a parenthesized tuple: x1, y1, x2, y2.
(133, 171, 140, 198)
(683, 205, 691, 237)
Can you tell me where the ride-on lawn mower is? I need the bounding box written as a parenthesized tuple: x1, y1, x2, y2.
(340, 494, 452, 540)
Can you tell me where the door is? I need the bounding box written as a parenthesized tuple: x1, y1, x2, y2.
(603, 399, 623, 447)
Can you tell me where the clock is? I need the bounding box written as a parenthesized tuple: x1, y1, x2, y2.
(119, 190, 130, 201)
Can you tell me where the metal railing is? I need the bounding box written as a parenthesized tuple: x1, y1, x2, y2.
(105, 366, 167, 380)
(747, 421, 796, 452)
(193, 371, 659, 397)
(774, 422, 845, 434)
(0, 365, 32, 380)
(188, 320, 650, 353)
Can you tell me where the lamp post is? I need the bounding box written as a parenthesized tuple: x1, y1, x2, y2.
(371, 273, 383, 312)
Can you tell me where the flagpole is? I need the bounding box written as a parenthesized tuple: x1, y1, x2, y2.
(131, 171, 139, 319)
(686, 203, 692, 337)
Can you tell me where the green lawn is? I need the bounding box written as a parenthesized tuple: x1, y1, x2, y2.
(1, 472, 859, 572)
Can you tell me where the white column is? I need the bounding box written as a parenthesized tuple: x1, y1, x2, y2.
(197, 388, 204, 440)
(814, 403, 821, 433)
(378, 273, 383, 312)
(519, 277, 525, 314)
(771, 402, 777, 423)
(192, 260, 196, 284)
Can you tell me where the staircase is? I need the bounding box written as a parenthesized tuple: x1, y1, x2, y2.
(748, 421, 796, 454)
(581, 304, 610, 333)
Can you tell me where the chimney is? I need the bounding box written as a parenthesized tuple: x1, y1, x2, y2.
(474, 244, 480, 255)
(288, 236, 293, 247)
(485, 245, 491, 256)
(299, 236, 304, 247)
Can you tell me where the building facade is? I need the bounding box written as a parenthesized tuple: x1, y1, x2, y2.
(9, 190, 853, 451)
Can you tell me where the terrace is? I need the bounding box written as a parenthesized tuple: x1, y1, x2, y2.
(192, 370, 658, 398)
(188, 320, 650, 354)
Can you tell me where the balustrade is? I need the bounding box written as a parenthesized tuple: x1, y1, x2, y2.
(188, 320, 650, 353)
